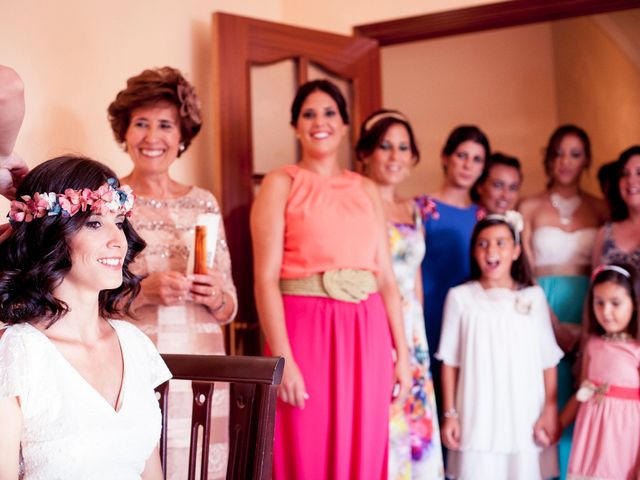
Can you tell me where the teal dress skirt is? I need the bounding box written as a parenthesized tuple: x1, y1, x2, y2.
(537, 275, 589, 480)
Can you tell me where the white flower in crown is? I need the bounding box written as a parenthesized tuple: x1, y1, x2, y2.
(41, 192, 57, 210)
(106, 194, 121, 213)
(120, 185, 135, 212)
(503, 210, 524, 235)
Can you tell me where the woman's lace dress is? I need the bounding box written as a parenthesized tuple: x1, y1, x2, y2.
(127, 186, 237, 480)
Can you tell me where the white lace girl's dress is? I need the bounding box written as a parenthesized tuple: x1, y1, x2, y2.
(436, 282, 563, 480)
(0, 320, 171, 480)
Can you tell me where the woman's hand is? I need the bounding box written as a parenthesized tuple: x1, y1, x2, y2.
(0, 151, 28, 200)
(441, 416, 461, 450)
(392, 353, 412, 403)
(188, 268, 226, 311)
(279, 358, 309, 409)
(533, 403, 559, 447)
(140, 271, 191, 306)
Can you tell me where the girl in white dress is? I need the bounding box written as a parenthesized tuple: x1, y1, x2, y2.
(437, 211, 563, 479)
(0, 156, 171, 480)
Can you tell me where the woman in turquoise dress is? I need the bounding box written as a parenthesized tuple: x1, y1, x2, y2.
(519, 125, 608, 479)
(357, 110, 444, 479)
(416, 126, 490, 416)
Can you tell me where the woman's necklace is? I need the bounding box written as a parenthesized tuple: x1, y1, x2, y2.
(550, 192, 581, 226)
(602, 331, 632, 342)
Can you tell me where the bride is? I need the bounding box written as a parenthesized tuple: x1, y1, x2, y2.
(0, 155, 170, 480)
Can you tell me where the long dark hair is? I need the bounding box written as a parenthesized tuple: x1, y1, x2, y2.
(469, 216, 533, 287)
(470, 152, 521, 203)
(355, 109, 420, 164)
(290, 79, 349, 127)
(0, 155, 146, 326)
(586, 263, 640, 338)
(608, 145, 640, 221)
(543, 124, 591, 188)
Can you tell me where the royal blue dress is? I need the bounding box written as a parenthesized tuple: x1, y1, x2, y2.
(417, 196, 481, 408)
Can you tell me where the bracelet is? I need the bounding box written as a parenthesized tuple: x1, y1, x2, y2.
(211, 293, 227, 314)
(443, 407, 459, 419)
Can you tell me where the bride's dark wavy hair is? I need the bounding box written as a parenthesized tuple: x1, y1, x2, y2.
(0, 155, 146, 326)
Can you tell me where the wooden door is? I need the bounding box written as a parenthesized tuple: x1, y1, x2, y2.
(211, 13, 381, 355)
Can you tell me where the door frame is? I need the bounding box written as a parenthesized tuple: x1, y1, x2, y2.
(354, 0, 639, 45)
(211, 12, 381, 354)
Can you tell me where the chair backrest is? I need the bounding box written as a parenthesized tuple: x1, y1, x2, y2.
(156, 354, 284, 480)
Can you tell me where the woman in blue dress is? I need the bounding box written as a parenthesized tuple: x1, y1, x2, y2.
(416, 126, 490, 413)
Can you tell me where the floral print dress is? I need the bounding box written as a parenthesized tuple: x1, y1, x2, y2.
(388, 205, 444, 480)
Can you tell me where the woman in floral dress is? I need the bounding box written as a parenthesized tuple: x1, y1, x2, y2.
(356, 110, 444, 479)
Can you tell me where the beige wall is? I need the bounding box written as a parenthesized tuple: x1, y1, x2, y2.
(381, 14, 640, 200)
(553, 16, 640, 193)
(5, 1, 637, 216)
(382, 23, 559, 198)
(1, 0, 505, 215)
(281, 0, 506, 35)
(0, 0, 283, 213)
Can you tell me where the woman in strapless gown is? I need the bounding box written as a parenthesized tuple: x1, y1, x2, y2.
(519, 125, 607, 480)
(592, 145, 640, 272)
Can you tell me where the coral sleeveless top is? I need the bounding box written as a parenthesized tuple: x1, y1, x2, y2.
(279, 164, 379, 279)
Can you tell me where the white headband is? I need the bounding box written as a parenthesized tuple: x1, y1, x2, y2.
(484, 210, 524, 244)
(363, 111, 409, 132)
(591, 264, 631, 281)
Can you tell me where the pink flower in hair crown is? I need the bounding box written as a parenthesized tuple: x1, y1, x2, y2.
(8, 200, 33, 223)
(8, 178, 135, 224)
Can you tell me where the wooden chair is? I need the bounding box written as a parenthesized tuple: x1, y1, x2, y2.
(156, 354, 284, 480)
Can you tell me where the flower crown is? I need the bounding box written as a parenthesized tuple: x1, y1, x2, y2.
(485, 210, 524, 244)
(8, 178, 135, 223)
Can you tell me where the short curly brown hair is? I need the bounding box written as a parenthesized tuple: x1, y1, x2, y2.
(108, 66, 202, 157)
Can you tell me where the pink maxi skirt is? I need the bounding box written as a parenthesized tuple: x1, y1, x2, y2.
(267, 293, 394, 480)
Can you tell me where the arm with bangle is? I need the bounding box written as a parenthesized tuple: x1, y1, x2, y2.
(251, 171, 309, 408)
(441, 363, 461, 449)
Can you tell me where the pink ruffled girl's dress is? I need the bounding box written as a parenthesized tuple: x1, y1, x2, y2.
(568, 336, 640, 480)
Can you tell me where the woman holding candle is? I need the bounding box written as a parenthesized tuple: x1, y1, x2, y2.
(107, 66, 237, 480)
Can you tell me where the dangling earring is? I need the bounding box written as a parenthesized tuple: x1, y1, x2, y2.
(122, 142, 128, 152)
(179, 143, 186, 153)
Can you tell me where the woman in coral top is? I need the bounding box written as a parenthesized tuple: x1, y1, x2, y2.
(251, 80, 411, 480)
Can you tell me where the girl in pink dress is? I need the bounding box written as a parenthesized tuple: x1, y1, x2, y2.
(561, 263, 640, 480)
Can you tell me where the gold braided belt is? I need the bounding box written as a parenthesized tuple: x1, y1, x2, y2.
(279, 269, 378, 303)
